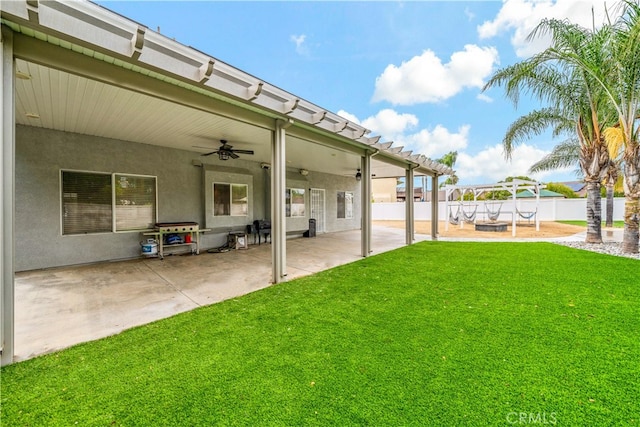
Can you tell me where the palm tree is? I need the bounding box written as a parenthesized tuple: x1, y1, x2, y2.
(607, 1, 640, 252)
(529, 138, 623, 228)
(483, 19, 614, 243)
(529, 1, 640, 253)
(437, 151, 459, 188)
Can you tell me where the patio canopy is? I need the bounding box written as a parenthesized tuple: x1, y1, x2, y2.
(1, 0, 453, 365)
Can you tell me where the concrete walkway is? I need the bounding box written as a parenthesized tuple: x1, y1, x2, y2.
(14, 227, 429, 362)
(12, 226, 623, 362)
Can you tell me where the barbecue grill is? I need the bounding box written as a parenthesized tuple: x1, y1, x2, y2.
(143, 222, 209, 259)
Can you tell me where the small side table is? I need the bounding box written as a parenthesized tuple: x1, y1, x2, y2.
(228, 231, 248, 250)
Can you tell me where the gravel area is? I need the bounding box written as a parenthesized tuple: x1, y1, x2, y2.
(554, 241, 640, 260)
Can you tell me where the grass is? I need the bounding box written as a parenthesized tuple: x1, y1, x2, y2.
(558, 220, 625, 228)
(1, 242, 638, 426)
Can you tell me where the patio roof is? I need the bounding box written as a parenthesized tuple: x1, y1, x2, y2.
(1, 0, 447, 365)
(1, 0, 453, 178)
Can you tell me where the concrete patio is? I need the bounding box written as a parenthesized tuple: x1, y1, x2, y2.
(14, 226, 430, 362)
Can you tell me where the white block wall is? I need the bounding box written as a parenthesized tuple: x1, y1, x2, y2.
(373, 198, 626, 221)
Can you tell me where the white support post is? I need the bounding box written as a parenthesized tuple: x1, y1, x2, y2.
(535, 182, 541, 231)
(1, 26, 16, 366)
(444, 186, 450, 232)
(512, 182, 517, 237)
(405, 167, 414, 245)
(361, 153, 372, 257)
(431, 175, 438, 240)
(271, 119, 291, 284)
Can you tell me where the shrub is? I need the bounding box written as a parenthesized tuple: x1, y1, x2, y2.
(546, 182, 578, 198)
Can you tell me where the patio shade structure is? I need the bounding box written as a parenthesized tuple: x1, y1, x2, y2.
(0, 1, 452, 365)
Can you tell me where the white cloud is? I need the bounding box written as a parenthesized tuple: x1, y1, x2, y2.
(464, 6, 475, 21)
(339, 109, 468, 159)
(372, 45, 499, 105)
(404, 124, 470, 158)
(338, 110, 575, 183)
(478, 0, 621, 57)
(361, 109, 419, 137)
(337, 110, 360, 125)
(476, 93, 493, 103)
(290, 34, 309, 55)
(456, 143, 558, 183)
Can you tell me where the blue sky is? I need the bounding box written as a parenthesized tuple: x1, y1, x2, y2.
(97, 0, 618, 185)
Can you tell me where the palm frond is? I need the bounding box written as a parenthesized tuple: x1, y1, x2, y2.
(604, 126, 625, 159)
(502, 108, 570, 159)
(528, 139, 581, 174)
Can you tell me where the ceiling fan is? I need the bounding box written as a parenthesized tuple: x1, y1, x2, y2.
(198, 140, 254, 161)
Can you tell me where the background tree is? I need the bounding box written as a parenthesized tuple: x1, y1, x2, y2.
(545, 182, 579, 198)
(436, 151, 459, 188)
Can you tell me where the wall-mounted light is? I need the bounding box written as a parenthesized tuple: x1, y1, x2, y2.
(355, 169, 362, 181)
(16, 70, 32, 80)
(299, 169, 309, 176)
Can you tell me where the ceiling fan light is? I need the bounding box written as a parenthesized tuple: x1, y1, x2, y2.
(218, 151, 230, 161)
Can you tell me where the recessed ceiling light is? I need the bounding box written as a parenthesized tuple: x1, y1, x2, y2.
(25, 113, 40, 119)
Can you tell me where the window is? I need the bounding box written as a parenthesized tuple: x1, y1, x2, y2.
(286, 188, 305, 217)
(62, 171, 157, 235)
(213, 183, 248, 216)
(337, 191, 353, 219)
(62, 171, 112, 235)
(114, 174, 157, 231)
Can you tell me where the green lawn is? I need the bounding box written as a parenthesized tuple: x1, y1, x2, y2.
(2, 242, 638, 426)
(558, 220, 625, 228)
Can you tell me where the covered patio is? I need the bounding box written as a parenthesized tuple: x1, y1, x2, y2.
(1, 1, 452, 365)
(14, 226, 429, 362)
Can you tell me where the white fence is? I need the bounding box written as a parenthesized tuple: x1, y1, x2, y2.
(373, 198, 626, 222)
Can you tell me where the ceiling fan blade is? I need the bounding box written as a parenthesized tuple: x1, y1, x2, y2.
(232, 149, 254, 155)
(201, 150, 219, 156)
(229, 152, 240, 159)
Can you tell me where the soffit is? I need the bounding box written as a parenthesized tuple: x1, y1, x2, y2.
(3, 0, 451, 178)
(14, 59, 368, 175)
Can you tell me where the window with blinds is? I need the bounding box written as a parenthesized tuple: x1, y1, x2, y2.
(62, 171, 113, 235)
(337, 191, 354, 219)
(114, 174, 157, 231)
(61, 171, 157, 235)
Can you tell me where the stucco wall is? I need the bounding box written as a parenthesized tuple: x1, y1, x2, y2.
(16, 125, 362, 271)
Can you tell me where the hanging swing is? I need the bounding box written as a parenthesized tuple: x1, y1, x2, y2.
(486, 193, 503, 222)
(462, 205, 477, 223)
(461, 189, 477, 224)
(516, 208, 537, 225)
(449, 205, 461, 225)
